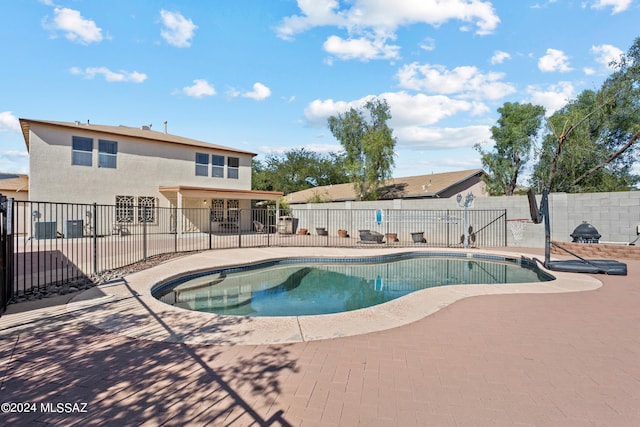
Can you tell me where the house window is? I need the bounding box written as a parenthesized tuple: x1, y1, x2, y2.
(212, 155, 224, 178)
(115, 196, 134, 223)
(195, 153, 209, 176)
(98, 139, 117, 168)
(227, 199, 239, 222)
(138, 196, 156, 223)
(227, 157, 239, 179)
(210, 199, 224, 222)
(72, 136, 93, 166)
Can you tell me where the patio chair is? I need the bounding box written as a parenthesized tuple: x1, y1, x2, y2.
(253, 220, 266, 233)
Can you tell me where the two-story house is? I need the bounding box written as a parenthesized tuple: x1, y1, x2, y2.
(19, 118, 282, 234)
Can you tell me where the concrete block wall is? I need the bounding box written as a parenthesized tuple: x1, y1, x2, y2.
(551, 241, 640, 261)
(292, 190, 640, 248)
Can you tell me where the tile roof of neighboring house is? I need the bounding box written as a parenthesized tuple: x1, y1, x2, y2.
(285, 169, 486, 203)
(0, 173, 29, 193)
(19, 119, 257, 156)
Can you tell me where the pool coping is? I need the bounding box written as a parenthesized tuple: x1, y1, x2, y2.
(64, 247, 603, 345)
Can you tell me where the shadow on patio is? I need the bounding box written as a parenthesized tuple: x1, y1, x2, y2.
(0, 279, 299, 426)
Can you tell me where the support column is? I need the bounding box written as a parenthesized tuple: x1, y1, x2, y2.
(177, 191, 183, 235)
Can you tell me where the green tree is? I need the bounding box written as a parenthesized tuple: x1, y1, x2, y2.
(531, 37, 640, 192)
(327, 97, 396, 200)
(475, 102, 545, 196)
(252, 148, 349, 194)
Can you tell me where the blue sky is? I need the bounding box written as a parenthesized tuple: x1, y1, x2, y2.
(0, 0, 638, 180)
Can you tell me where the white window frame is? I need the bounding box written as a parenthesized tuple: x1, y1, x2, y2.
(98, 139, 117, 169)
(212, 155, 225, 178)
(72, 136, 93, 166)
(195, 153, 209, 177)
(227, 156, 239, 179)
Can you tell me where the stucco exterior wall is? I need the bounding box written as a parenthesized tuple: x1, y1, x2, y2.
(27, 123, 253, 206)
(291, 191, 640, 248)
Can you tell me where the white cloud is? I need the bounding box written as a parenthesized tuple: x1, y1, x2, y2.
(590, 0, 632, 14)
(180, 79, 216, 97)
(583, 67, 596, 75)
(258, 143, 341, 155)
(160, 10, 197, 47)
(44, 7, 103, 44)
(591, 44, 624, 69)
(396, 63, 516, 100)
(2, 150, 28, 159)
(419, 37, 436, 52)
(70, 67, 147, 83)
(276, 0, 499, 63)
(0, 111, 20, 132)
(490, 50, 511, 64)
(304, 91, 478, 132)
(242, 83, 272, 101)
(396, 125, 491, 149)
(538, 48, 572, 72)
(277, 0, 500, 39)
(304, 99, 352, 127)
(323, 35, 400, 61)
(526, 81, 574, 115)
(275, 0, 346, 40)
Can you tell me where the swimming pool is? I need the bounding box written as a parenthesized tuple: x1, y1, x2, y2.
(153, 252, 553, 317)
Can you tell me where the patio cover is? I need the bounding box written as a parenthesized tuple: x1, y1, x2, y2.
(159, 185, 282, 212)
(159, 185, 283, 234)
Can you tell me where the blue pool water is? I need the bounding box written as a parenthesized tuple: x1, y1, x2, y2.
(153, 253, 553, 317)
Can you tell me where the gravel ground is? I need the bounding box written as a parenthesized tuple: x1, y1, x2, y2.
(8, 251, 202, 304)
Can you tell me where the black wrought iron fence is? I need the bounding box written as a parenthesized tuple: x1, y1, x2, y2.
(4, 199, 506, 303)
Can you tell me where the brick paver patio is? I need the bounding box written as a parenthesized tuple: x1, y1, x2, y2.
(1, 249, 639, 426)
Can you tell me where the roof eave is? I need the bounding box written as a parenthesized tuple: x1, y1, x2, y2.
(18, 118, 257, 157)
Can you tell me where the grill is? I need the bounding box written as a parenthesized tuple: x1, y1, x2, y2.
(570, 221, 601, 243)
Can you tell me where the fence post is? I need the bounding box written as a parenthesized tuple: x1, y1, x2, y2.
(92, 203, 98, 274)
(238, 209, 242, 249)
(326, 209, 330, 247)
(174, 206, 178, 253)
(143, 205, 147, 261)
(446, 209, 451, 247)
(503, 209, 507, 246)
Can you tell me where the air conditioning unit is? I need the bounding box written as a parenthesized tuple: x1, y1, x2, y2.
(64, 220, 84, 238)
(34, 222, 56, 239)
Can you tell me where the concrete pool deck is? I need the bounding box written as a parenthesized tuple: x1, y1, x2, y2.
(56, 247, 602, 346)
(2, 247, 639, 426)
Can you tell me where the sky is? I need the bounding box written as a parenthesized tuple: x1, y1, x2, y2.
(0, 0, 638, 180)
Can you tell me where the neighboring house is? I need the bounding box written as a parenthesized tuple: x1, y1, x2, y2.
(285, 169, 488, 204)
(0, 173, 29, 201)
(19, 119, 282, 233)
(0, 173, 29, 235)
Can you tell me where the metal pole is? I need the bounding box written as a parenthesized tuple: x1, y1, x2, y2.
(238, 209, 242, 248)
(326, 209, 329, 246)
(143, 205, 147, 261)
(92, 203, 98, 274)
(463, 206, 469, 248)
(174, 207, 178, 253)
(208, 207, 212, 250)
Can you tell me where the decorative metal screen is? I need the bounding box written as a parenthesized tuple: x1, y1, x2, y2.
(138, 196, 156, 223)
(115, 195, 134, 223)
(227, 199, 239, 222)
(210, 199, 224, 222)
